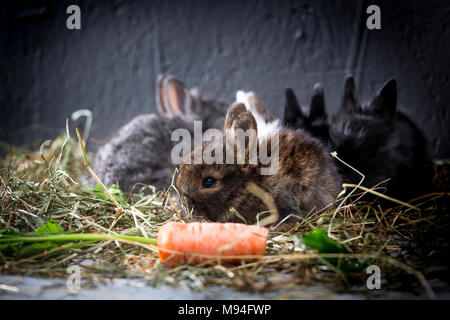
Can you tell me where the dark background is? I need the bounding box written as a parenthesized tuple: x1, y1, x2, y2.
(1, 0, 449, 158)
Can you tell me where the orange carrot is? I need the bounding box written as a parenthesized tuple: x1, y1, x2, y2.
(157, 222, 269, 267)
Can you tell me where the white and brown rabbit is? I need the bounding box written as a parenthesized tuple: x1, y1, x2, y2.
(175, 102, 341, 229)
(89, 75, 229, 192)
(236, 90, 281, 137)
(283, 84, 330, 144)
(329, 76, 434, 201)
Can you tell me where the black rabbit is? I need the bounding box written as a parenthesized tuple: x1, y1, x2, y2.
(283, 84, 330, 144)
(329, 76, 434, 201)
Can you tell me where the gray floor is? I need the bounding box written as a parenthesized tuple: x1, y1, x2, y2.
(1, 274, 448, 300)
(0, 274, 364, 300)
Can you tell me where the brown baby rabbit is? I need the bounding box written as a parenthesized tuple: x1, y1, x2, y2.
(175, 102, 341, 229)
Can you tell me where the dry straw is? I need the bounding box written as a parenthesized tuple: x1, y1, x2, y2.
(0, 124, 449, 299)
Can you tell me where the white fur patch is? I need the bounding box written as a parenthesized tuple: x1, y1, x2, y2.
(235, 90, 280, 138)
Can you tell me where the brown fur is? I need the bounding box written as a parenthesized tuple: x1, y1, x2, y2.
(246, 94, 277, 122)
(175, 103, 341, 230)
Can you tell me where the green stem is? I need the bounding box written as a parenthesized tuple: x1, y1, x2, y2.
(0, 233, 157, 246)
(76, 128, 121, 208)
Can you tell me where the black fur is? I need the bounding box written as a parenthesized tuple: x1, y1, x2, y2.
(283, 84, 330, 144)
(329, 76, 434, 201)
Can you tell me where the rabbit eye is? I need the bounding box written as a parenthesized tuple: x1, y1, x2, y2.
(202, 176, 217, 189)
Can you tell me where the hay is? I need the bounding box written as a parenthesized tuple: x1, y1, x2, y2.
(0, 129, 449, 299)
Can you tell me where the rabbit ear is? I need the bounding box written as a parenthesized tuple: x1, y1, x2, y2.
(370, 78, 397, 118)
(224, 103, 258, 162)
(232, 111, 258, 133)
(237, 91, 276, 122)
(231, 109, 258, 165)
(341, 75, 360, 111)
(224, 102, 247, 131)
(284, 88, 304, 125)
(309, 83, 326, 120)
(156, 74, 192, 116)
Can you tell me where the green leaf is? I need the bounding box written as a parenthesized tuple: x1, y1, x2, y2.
(0, 229, 21, 236)
(0, 242, 20, 257)
(302, 228, 364, 272)
(35, 220, 65, 233)
(0, 220, 69, 258)
(302, 228, 349, 254)
(15, 241, 59, 258)
(84, 184, 128, 205)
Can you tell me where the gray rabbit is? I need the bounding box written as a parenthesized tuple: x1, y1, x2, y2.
(329, 76, 434, 201)
(88, 75, 229, 192)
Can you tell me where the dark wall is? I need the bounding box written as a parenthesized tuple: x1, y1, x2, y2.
(1, 0, 449, 158)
